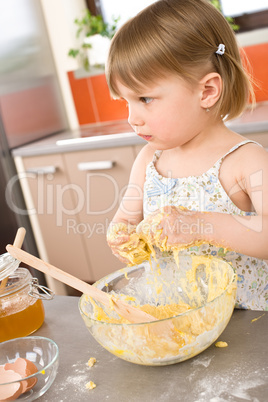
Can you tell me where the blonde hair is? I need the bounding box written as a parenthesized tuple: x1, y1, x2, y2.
(106, 0, 254, 121)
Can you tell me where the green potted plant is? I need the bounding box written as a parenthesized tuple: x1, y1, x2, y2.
(210, 0, 239, 31)
(68, 9, 119, 71)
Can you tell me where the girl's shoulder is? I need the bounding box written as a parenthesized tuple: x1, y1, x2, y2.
(128, 144, 155, 184)
(220, 139, 268, 191)
(240, 141, 268, 179)
(224, 139, 268, 167)
(135, 143, 156, 166)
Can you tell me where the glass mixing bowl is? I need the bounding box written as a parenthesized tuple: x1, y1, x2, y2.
(79, 255, 237, 366)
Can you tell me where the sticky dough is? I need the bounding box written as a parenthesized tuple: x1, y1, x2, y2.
(114, 207, 206, 266)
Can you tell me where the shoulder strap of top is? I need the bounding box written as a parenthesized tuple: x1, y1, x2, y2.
(152, 150, 163, 163)
(216, 140, 262, 167)
(151, 141, 262, 173)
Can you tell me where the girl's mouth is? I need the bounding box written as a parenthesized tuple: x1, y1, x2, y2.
(138, 134, 152, 141)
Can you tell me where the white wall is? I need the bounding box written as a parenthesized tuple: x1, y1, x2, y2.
(40, 0, 87, 130)
(236, 28, 268, 47)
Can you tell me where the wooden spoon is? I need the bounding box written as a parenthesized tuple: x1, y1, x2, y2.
(0, 228, 26, 290)
(6, 245, 158, 324)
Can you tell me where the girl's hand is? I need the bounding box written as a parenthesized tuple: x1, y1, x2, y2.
(107, 222, 153, 265)
(106, 222, 137, 264)
(137, 206, 202, 250)
(158, 206, 201, 247)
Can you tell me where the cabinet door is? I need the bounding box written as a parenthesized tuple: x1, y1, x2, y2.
(64, 146, 136, 281)
(21, 153, 92, 281)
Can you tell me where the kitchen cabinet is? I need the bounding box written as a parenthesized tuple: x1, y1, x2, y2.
(63, 146, 136, 280)
(17, 153, 91, 293)
(15, 145, 138, 292)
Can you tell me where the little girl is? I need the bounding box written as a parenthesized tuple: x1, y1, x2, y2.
(106, 0, 268, 310)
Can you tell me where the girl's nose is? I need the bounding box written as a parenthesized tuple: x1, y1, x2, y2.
(127, 105, 143, 128)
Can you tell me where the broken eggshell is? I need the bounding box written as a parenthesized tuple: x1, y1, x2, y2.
(0, 366, 23, 402)
(4, 357, 38, 393)
(0, 336, 59, 401)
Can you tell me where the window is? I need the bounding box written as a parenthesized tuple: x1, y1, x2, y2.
(221, 0, 268, 32)
(221, 0, 268, 16)
(95, 0, 268, 33)
(99, 0, 156, 27)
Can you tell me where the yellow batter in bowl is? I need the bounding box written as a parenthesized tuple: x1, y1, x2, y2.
(79, 255, 237, 366)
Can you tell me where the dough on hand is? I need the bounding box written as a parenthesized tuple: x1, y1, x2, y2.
(111, 207, 203, 266)
(137, 206, 199, 252)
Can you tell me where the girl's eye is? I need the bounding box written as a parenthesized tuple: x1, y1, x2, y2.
(140, 97, 153, 104)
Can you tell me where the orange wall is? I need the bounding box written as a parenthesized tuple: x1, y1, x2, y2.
(242, 43, 268, 103)
(67, 71, 128, 125)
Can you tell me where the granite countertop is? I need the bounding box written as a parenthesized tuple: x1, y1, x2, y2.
(12, 120, 146, 158)
(35, 296, 268, 402)
(12, 102, 268, 158)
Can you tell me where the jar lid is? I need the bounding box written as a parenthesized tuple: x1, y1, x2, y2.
(0, 252, 20, 281)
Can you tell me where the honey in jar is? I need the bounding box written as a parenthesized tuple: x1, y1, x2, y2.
(0, 268, 45, 342)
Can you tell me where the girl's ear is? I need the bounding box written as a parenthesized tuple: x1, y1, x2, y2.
(199, 73, 222, 109)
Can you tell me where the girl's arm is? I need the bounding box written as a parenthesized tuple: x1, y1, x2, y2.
(107, 144, 153, 261)
(112, 144, 153, 225)
(153, 145, 268, 260)
(199, 212, 268, 259)
(201, 144, 268, 259)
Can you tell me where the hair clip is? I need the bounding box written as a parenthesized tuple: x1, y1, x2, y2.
(216, 44, 225, 55)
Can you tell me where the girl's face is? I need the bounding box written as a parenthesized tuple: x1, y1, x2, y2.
(116, 74, 208, 150)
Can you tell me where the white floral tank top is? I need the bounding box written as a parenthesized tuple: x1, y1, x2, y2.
(143, 140, 268, 310)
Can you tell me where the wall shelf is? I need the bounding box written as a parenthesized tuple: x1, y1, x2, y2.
(74, 66, 105, 80)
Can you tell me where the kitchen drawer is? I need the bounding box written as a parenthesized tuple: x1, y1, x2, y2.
(21, 153, 92, 281)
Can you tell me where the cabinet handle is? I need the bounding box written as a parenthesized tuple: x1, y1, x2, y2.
(25, 166, 57, 175)
(77, 161, 115, 171)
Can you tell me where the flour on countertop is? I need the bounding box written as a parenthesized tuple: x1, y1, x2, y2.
(191, 355, 214, 368)
(192, 365, 267, 402)
(41, 361, 95, 402)
(186, 356, 214, 383)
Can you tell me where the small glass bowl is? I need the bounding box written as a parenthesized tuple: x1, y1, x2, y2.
(0, 336, 59, 401)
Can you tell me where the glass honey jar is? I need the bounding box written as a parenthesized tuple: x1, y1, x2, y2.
(0, 260, 53, 342)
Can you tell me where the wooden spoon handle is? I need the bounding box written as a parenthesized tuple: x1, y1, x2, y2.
(0, 228, 26, 290)
(13, 227, 26, 249)
(6, 245, 156, 323)
(6, 245, 111, 306)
